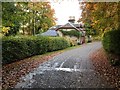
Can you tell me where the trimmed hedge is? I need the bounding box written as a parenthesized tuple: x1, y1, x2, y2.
(102, 30, 120, 55)
(2, 36, 70, 65)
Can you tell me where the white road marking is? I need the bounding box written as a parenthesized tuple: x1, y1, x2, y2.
(59, 56, 73, 68)
(74, 65, 77, 71)
(37, 67, 94, 72)
(53, 62, 59, 68)
(59, 61, 65, 68)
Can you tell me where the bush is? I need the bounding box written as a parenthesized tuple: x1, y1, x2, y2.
(2, 36, 70, 65)
(61, 30, 81, 38)
(102, 30, 120, 55)
(102, 30, 120, 66)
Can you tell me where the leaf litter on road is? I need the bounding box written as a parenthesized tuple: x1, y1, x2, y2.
(2, 52, 62, 89)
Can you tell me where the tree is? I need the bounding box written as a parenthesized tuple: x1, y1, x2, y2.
(2, 2, 56, 36)
(2, 2, 22, 36)
(79, 2, 119, 36)
(19, 2, 56, 35)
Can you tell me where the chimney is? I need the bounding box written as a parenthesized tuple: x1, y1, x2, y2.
(68, 16, 75, 23)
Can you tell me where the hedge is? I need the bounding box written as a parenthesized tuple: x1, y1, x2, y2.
(2, 36, 70, 65)
(102, 30, 120, 55)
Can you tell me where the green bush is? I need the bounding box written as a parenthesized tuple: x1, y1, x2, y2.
(102, 30, 120, 55)
(102, 30, 120, 66)
(61, 30, 81, 38)
(2, 36, 70, 65)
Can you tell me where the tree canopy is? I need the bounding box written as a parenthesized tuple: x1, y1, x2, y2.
(79, 2, 119, 36)
(2, 2, 56, 36)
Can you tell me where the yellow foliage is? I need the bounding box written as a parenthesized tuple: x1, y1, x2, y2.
(86, 4, 91, 9)
(93, 4, 98, 10)
(42, 23, 48, 30)
(2, 27, 10, 34)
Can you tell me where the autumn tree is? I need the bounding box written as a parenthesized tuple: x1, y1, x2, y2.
(2, 2, 56, 36)
(79, 2, 119, 36)
(17, 2, 56, 35)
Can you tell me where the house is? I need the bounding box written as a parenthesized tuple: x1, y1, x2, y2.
(41, 16, 86, 45)
(57, 23, 85, 45)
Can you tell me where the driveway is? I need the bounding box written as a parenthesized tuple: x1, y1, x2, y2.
(15, 42, 112, 88)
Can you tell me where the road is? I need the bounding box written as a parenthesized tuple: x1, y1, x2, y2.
(15, 42, 112, 88)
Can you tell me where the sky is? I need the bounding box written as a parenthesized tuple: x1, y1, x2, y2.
(50, 0, 82, 25)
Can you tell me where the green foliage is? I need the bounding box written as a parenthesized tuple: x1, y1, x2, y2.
(47, 37, 70, 51)
(61, 30, 81, 38)
(2, 36, 70, 65)
(102, 30, 120, 55)
(2, 2, 21, 36)
(84, 23, 96, 36)
(2, 2, 56, 36)
(102, 29, 120, 66)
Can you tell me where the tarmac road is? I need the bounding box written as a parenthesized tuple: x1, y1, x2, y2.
(15, 42, 112, 88)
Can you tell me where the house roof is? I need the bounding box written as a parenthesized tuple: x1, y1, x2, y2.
(49, 22, 84, 32)
(59, 22, 80, 31)
(49, 25, 62, 30)
(41, 30, 58, 36)
(55, 22, 84, 31)
(74, 24, 83, 28)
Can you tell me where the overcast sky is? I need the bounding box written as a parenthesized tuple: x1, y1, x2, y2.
(50, 0, 82, 25)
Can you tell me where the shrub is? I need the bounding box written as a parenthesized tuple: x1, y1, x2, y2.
(61, 30, 81, 38)
(102, 30, 120, 55)
(2, 36, 70, 65)
(102, 30, 120, 66)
